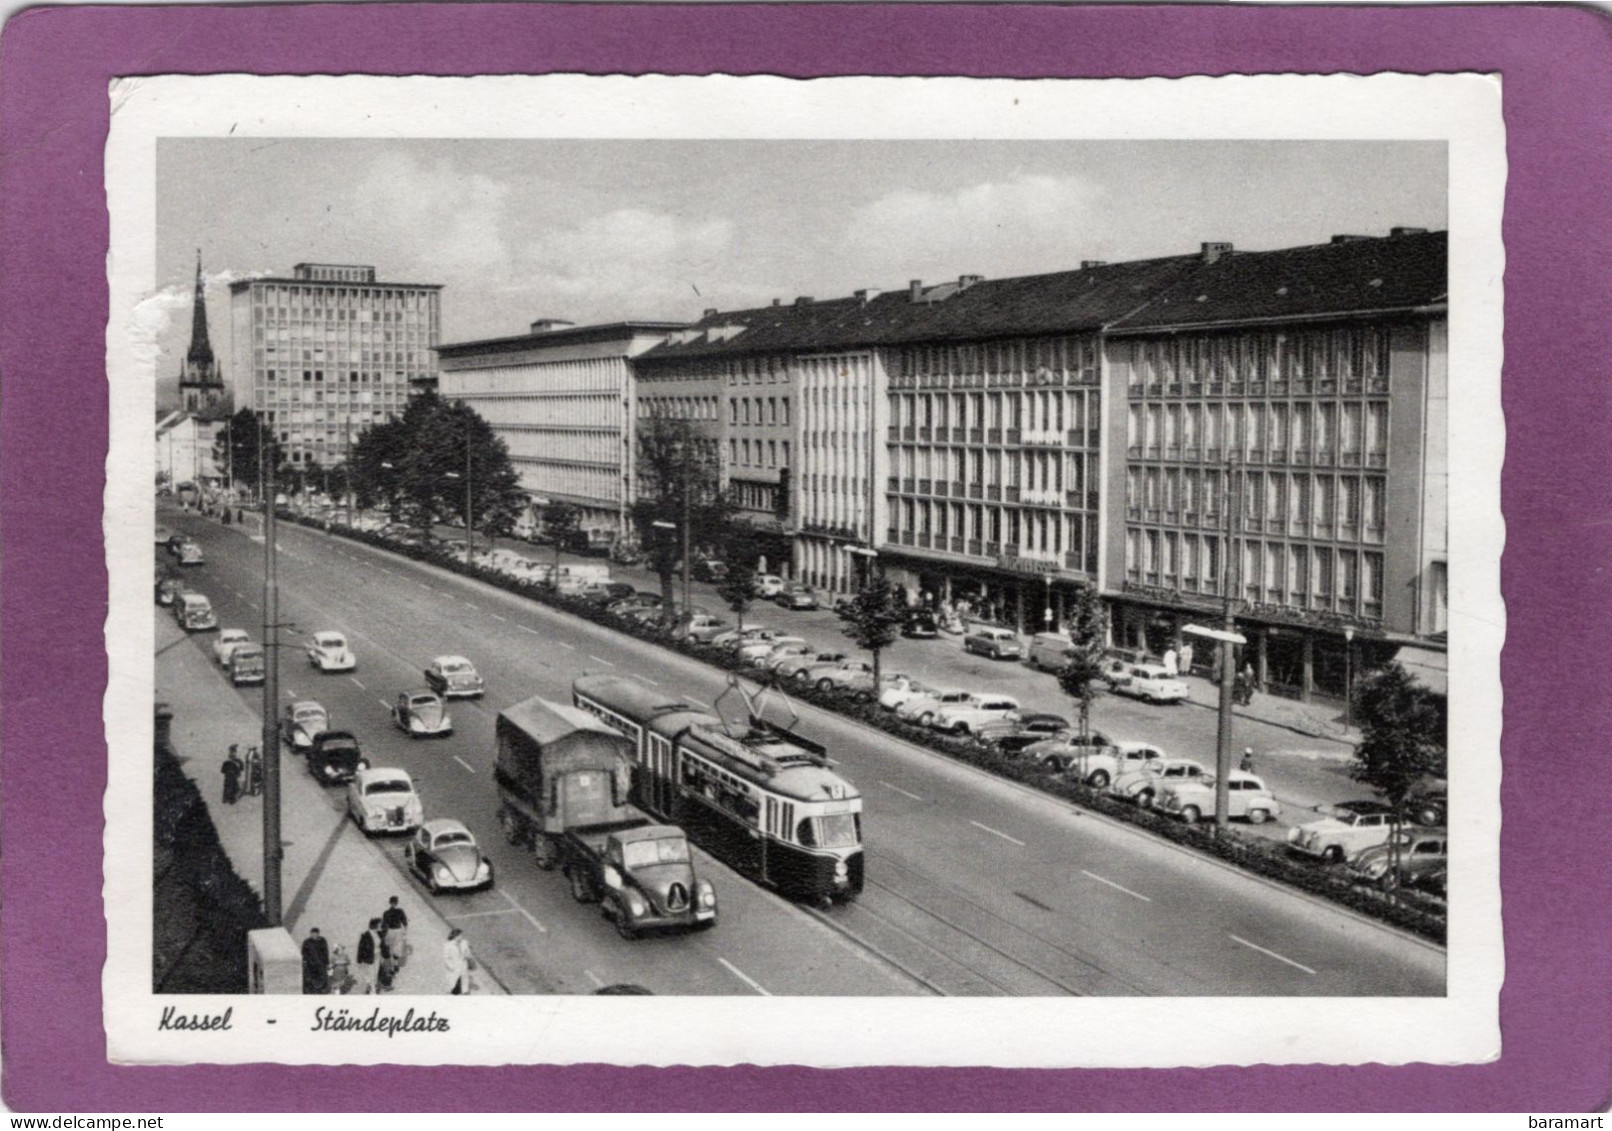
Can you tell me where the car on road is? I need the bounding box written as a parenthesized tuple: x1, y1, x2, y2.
(971, 712, 1073, 755)
(305, 631, 356, 673)
(393, 688, 453, 738)
(711, 625, 776, 650)
(279, 699, 330, 751)
(404, 818, 495, 894)
(931, 694, 1022, 736)
(155, 576, 183, 607)
(228, 644, 266, 686)
(879, 677, 936, 712)
(1156, 771, 1281, 825)
(753, 638, 811, 668)
(775, 583, 820, 610)
(213, 628, 252, 666)
(754, 574, 785, 598)
(902, 610, 939, 639)
(1109, 758, 1209, 808)
(424, 655, 485, 698)
(963, 625, 1023, 660)
(608, 592, 661, 616)
(173, 592, 217, 632)
(155, 524, 172, 545)
(776, 650, 849, 682)
(1023, 736, 1153, 787)
(307, 730, 368, 785)
(679, 613, 731, 644)
(836, 670, 915, 704)
(803, 658, 875, 692)
(166, 532, 189, 556)
(895, 687, 975, 727)
(1027, 632, 1076, 672)
(579, 581, 637, 607)
(176, 540, 205, 567)
(1348, 828, 1448, 892)
(1105, 661, 1190, 704)
(1286, 800, 1399, 863)
(693, 559, 728, 583)
(347, 767, 424, 836)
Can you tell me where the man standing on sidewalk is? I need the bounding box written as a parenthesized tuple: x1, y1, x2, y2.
(354, 919, 381, 995)
(301, 927, 331, 995)
(444, 928, 475, 995)
(381, 895, 409, 967)
(221, 745, 243, 805)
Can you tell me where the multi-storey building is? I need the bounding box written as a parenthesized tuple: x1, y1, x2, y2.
(1102, 229, 1447, 698)
(229, 263, 442, 470)
(435, 318, 682, 546)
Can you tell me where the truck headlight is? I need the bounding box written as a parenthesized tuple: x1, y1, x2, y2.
(627, 893, 648, 917)
(699, 884, 716, 908)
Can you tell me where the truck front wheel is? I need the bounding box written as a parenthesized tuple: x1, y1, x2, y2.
(532, 836, 560, 871)
(611, 901, 638, 941)
(568, 867, 597, 904)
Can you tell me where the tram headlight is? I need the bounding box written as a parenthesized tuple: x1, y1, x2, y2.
(834, 859, 849, 878)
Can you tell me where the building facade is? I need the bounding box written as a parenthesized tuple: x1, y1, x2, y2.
(229, 263, 442, 470)
(435, 319, 682, 545)
(155, 410, 224, 488)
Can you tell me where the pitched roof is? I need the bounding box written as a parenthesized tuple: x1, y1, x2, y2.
(1108, 231, 1446, 332)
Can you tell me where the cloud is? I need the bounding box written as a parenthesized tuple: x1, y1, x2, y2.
(353, 152, 513, 276)
(844, 173, 1106, 281)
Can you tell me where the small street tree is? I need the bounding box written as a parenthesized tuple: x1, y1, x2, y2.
(544, 502, 582, 580)
(836, 562, 907, 686)
(715, 531, 762, 636)
(1349, 660, 1447, 891)
(1055, 584, 1111, 741)
(213, 407, 285, 500)
(632, 416, 729, 611)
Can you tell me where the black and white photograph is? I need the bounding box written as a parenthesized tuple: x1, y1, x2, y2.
(107, 73, 1505, 1067)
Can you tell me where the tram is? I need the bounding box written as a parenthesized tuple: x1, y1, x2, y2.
(572, 674, 864, 903)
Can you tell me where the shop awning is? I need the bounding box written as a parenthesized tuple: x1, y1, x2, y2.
(1394, 644, 1448, 697)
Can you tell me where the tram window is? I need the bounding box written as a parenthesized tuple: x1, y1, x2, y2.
(799, 814, 859, 849)
(797, 817, 817, 848)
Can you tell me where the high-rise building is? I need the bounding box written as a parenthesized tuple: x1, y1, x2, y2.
(178, 252, 230, 420)
(228, 263, 442, 469)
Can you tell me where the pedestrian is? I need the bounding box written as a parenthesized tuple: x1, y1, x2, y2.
(1240, 747, 1256, 773)
(381, 895, 409, 965)
(444, 928, 476, 995)
(1178, 642, 1194, 678)
(220, 745, 243, 805)
(301, 927, 331, 995)
(1163, 646, 1179, 677)
(1240, 661, 1256, 704)
(354, 918, 381, 995)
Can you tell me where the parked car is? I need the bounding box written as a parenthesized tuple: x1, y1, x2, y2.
(213, 628, 252, 666)
(307, 729, 368, 785)
(166, 532, 189, 555)
(1109, 758, 1209, 808)
(173, 592, 217, 632)
(305, 630, 357, 673)
(754, 574, 785, 598)
(1024, 736, 1152, 787)
(712, 625, 777, 651)
(1027, 632, 1075, 672)
(895, 687, 975, 727)
(393, 688, 453, 738)
(1287, 800, 1399, 863)
(932, 694, 1022, 736)
(839, 671, 916, 704)
(693, 559, 728, 582)
(679, 612, 730, 644)
(754, 638, 812, 668)
(1405, 778, 1448, 827)
(972, 712, 1073, 755)
(155, 575, 184, 607)
(155, 524, 172, 545)
(1348, 829, 1448, 892)
(804, 658, 875, 692)
(579, 581, 637, 607)
(902, 610, 939, 639)
(176, 541, 205, 566)
(775, 583, 820, 610)
(776, 650, 848, 682)
(424, 655, 485, 698)
(280, 699, 330, 751)
(347, 767, 424, 836)
(608, 592, 661, 616)
(879, 677, 937, 712)
(963, 625, 1023, 660)
(1106, 661, 1190, 704)
(228, 644, 266, 686)
(405, 818, 495, 894)
(1156, 771, 1282, 825)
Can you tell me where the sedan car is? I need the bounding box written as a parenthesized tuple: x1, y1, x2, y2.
(1109, 758, 1209, 808)
(962, 626, 1022, 660)
(1348, 829, 1448, 892)
(932, 694, 1022, 736)
(154, 576, 184, 607)
(776, 650, 849, 682)
(879, 677, 936, 712)
(902, 610, 939, 639)
(1106, 661, 1190, 704)
(1156, 771, 1281, 825)
(693, 559, 728, 582)
(746, 636, 808, 666)
(971, 712, 1073, 755)
(393, 688, 453, 738)
(424, 655, 484, 698)
(775, 584, 820, 610)
(713, 626, 778, 653)
(579, 581, 637, 607)
(166, 532, 189, 555)
(1287, 800, 1399, 863)
(803, 658, 875, 692)
(680, 613, 731, 644)
(306, 631, 357, 673)
(404, 818, 495, 894)
(213, 628, 252, 667)
(839, 671, 917, 704)
(307, 730, 368, 786)
(754, 574, 786, 598)
(176, 541, 205, 567)
(227, 644, 266, 686)
(347, 767, 424, 836)
(155, 524, 172, 545)
(895, 687, 976, 727)
(279, 699, 330, 751)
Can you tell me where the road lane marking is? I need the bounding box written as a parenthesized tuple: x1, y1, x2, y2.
(453, 755, 477, 774)
(587, 655, 616, 667)
(583, 969, 605, 988)
(1229, 935, 1316, 975)
(463, 601, 479, 611)
(348, 676, 366, 689)
(880, 781, 925, 802)
(491, 614, 507, 623)
(1081, 870, 1152, 903)
(687, 696, 710, 708)
(444, 908, 522, 921)
(556, 641, 575, 650)
(285, 689, 298, 699)
(377, 698, 392, 710)
(416, 581, 432, 590)
(498, 889, 547, 934)
(629, 673, 659, 687)
(717, 957, 771, 996)
(969, 820, 1025, 846)
(517, 624, 540, 635)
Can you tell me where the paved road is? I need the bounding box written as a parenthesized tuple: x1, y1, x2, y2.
(162, 507, 1445, 996)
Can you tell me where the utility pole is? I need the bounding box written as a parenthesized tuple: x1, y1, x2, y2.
(464, 412, 475, 565)
(681, 420, 692, 615)
(1214, 453, 1243, 834)
(259, 420, 283, 925)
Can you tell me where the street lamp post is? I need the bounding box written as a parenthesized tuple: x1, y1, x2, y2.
(846, 544, 878, 588)
(1344, 626, 1356, 729)
(443, 410, 474, 564)
(259, 418, 283, 925)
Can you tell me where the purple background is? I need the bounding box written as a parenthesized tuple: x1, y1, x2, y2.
(2, 3, 1608, 1113)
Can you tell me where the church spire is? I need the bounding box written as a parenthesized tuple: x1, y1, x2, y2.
(186, 249, 214, 366)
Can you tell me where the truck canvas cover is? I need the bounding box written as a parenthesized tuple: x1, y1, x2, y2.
(498, 697, 633, 777)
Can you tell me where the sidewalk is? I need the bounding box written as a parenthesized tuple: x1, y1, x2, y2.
(1177, 671, 1361, 749)
(156, 611, 503, 996)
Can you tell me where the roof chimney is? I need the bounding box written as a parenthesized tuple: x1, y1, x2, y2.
(1200, 242, 1233, 264)
(794, 296, 814, 306)
(1390, 226, 1428, 237)
(1330, 234, 1371, 244)
(771, 298, 782, 307)
(909, 279, 924, 301)
(1080, 260, 1107, 269)
(854, 288, 882, 304)
(958, 274, 984, 291)
(703, 307, 718, 320)
(529, 318, 576, 334)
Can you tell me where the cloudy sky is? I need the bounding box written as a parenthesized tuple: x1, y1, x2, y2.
(153, 138, 1444, 403)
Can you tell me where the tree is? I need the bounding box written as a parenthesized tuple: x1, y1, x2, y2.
(1350, 661, 1447, 891)
(715, 531, 763, 636)
(349, 417, 411, 518)
(632, 416, 730, 611)
(1055, 584, 1111, 741)
(836, 562, 906, 685)
(544, 502, 582, 580)
(213, 408, 285, 500)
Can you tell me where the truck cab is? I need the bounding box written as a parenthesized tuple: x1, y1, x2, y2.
(564, 824, 717, 939)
